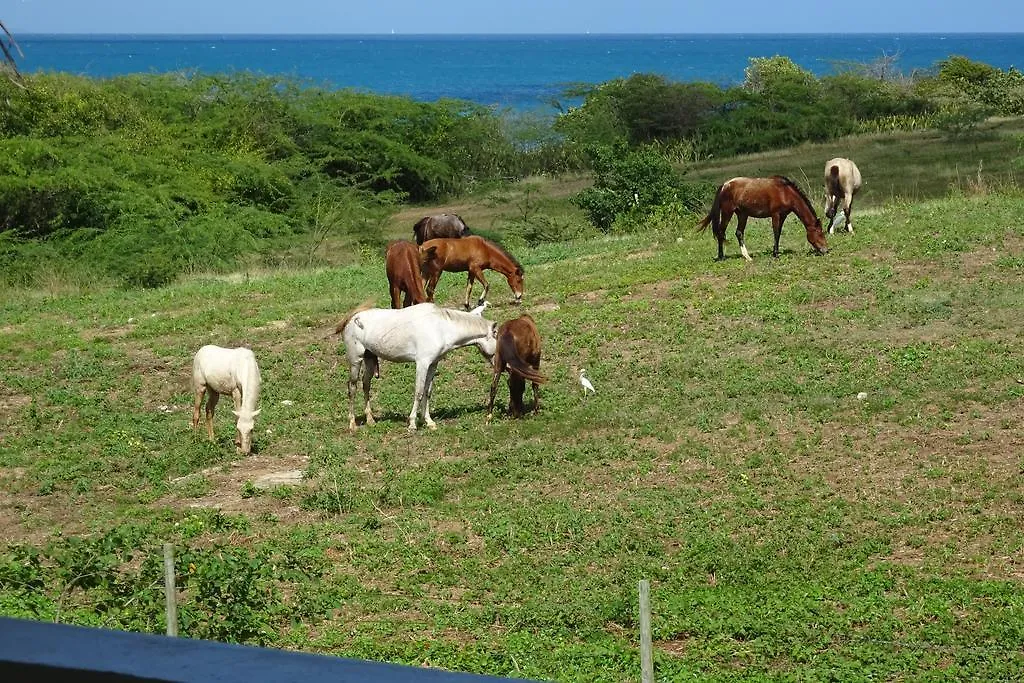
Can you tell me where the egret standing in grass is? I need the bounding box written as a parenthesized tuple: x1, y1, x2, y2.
(579, 369, 595, 397)
(469, 300, 490, 316)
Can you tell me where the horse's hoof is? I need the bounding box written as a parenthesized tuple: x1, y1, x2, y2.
(407, 424, 417, 433)
(485, 412, 493, 422)
(426, 422, 438, 431)
(365, 416, 376, 427)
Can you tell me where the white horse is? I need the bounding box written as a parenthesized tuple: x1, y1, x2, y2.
(191, 345, 262, 454)
(824, 157, 862, 234)
(335, 303, 498, 432)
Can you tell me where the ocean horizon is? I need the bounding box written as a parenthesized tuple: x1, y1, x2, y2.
(13, 33, 1024, 111)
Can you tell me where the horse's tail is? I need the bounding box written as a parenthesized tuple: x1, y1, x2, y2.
(412, 217, 429, 245)
(333, 299, 376, 336)
(499, 334, 547, 384)
(696, 183, 725, 233)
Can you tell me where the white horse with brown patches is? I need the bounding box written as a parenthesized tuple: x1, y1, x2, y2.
(191, 345, 262, 454)
(335, 302, 498, 432)
(824, 157, 862, 234)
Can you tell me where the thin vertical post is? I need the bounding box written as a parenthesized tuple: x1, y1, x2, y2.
(163, 543, 178, 637)
(639, 579, 653, 683)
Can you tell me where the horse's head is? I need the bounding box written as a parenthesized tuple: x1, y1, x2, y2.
(806, 220, 829, 255)
(507, 267, 524, 304)
(232, 408, 262, 455)
(475, 320, 499, 363)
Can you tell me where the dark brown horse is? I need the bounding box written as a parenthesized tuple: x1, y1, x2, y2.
(413, 213, 470, 245)
(486, 315, 546, 420)
(385, 240, 430, 309)
(419, 235, 524, 309)
(697, 176, 829, 261)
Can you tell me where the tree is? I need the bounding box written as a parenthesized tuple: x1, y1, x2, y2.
(1, 20, 23, 81)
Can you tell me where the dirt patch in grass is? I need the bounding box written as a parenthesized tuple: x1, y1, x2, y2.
(157, 451, 316, 524)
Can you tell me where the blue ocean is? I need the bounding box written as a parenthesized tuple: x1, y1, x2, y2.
(14, 33, 1024, 111)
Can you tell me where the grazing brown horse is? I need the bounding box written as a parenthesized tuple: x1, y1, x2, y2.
(413, 213, 470, 245)
(385, 240, 430, 309)
(419, 235, 524, 309)
(824, 157, 863, 234)
(697, 176, 829, 261)
(486, 315, 546, 420)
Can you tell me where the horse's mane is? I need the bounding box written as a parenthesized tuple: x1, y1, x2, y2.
(773, 176, 820, 222)
(481, 236, 523, 273)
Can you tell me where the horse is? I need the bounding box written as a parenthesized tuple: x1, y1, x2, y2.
(334, 302, 498, 432)
(486, 315, 547, 421)
(385, 240, 430, 308)
(191, 345, 262, 454)
(413, 213, 470, 245)
(419, 235, 524, 310)
(824, 158, 862, 234)
(696, 176, 829, 261)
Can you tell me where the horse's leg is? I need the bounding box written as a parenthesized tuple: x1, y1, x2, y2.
(361, 358, 376, 427)
(532, 380, 540, 415)
(408, 361, 428, 431)
(715, 209, 733, 261)
(473, 268, 490, 307)
(772, 213, 787, 258)
(825, 194, 838, 234)
(844, 195, 855, 233)
(348, 359, 362, 432)
(486, 366, 503, 422)
(463, 273, 476, 310)
(425, 271, 440, 302)
(422, 362, 439, 431)
(390, 282, 402, 309)
(191, 387, 205, 431)
(204, 391, 220, 442)
(736, 214, 753, 262)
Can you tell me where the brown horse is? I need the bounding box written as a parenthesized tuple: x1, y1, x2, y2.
(486, 315, 546, 420)
(385, 240, 430, 309)
(419, 235, 524, 310)
(697, 176, 829, 261)
(413, 213, 470, 245)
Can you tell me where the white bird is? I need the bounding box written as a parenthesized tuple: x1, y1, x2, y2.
(579, 369, 596, 396)
(469, 300, 490, 316)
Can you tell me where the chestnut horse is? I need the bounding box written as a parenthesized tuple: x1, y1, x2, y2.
(697, 176, 829, 261)
(413, 213, 470, 245)
(385, 240, 430, 308)
(419, 235, 524, 310)
(824, 158, 862, 234)
(486, 315, 546, 420)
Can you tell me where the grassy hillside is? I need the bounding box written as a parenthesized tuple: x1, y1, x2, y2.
(3, 183, 1024, 679)
(683, 118, 1024, 211)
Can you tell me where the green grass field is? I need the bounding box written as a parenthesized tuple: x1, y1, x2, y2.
(3, 145, 1024, 679)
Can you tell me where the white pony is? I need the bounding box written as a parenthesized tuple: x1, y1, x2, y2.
(191, 345, 262, 454)
(824, 157, 862, 234)
(335, 302, 498, 432)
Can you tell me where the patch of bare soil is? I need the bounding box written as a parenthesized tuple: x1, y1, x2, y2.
(157, 451, 316, 524)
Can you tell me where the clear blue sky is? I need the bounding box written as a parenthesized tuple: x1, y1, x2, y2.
(4, 0, 1020, 34)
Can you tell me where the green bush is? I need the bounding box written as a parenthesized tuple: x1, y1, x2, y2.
(571, 144, 713, 232)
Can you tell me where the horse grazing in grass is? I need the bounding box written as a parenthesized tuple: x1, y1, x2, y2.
(420, 235, 524, 310)
(697, 176, 829, 261)
(413, 213, 470, 245)
(824, 158, 862, 234)
(385, 240, 430, 308)
(334, 302, 498, 432)
(486, 315, 546, 421)
(191, 345, 262, 454)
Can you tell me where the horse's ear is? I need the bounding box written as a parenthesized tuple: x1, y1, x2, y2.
(252, 409, 261, 417)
